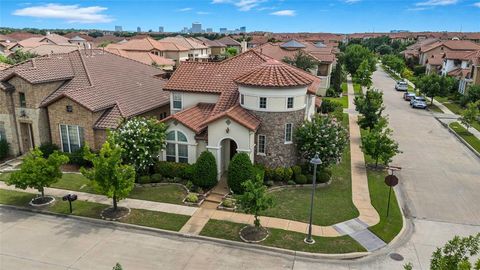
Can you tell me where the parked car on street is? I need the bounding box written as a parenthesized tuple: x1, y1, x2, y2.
(404, 92, 416, 101)
(411, 96, 427, 109)
(395, 81, 408, 91)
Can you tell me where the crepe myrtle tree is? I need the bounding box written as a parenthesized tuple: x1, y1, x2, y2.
(361, 119, 401, 168)
(295, 114, 348, 168)
(355, 88, 385, 130)
(6, 148, 69, 199)
(109, 117, 167, 175)
(81, 141, 135, 211)
(238, 175, 274, 228)
(461, 101, 480, 132)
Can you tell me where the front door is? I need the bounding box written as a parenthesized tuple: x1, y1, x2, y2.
(20, 123, 34, 153)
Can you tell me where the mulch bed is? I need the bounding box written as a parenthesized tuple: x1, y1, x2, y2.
(61, 164, 81, 172)
(239, 226, 269, 243)
(31, 196, 54, 205)
(100, 207, 131, 221)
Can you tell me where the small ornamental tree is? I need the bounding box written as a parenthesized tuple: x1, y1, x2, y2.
(81, 141, 135, 211)
(361, 119, 401, 168)
(354, 59, 373, 88)
(283, 51, 319, 72)
(430, 233, 480, 270)
(461, 102, 479, 131)
(238, 176, 273, 228)
(193, 151, 217, 189)
(355, 88, 385, 130)
(226, 47, 238, 57)
(227, 152, 255, 194)
(416, 73, 453, 105)
(295, 115, 348, 168)
(109, 117, 167, 175)
(6, 148, 68, 198)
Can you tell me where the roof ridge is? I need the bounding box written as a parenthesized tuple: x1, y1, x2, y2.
(77, 50, 93, 87)
(101, 49, 166, 71)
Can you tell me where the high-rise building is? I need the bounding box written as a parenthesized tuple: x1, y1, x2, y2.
(206, 28, 213, 33)
(219, 28, 227, 34)
(240, 26, 246, 33)
(115, 26, 123, 32)
(137, 27, 141, 33)
(191, 22, 202, 33)
(159, 26, 164, 33)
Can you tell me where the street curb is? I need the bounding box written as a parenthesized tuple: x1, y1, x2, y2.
(0, 204, 370, 261)
(435, 117, 480, 159)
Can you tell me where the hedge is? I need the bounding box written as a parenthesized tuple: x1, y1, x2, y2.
(227, 152, 255, 194)
(193, 151, 217, 189)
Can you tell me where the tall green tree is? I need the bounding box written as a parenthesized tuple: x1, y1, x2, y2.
(330, 63, 343, 96)
(0, 50, 38, 65)
(81, 141, 135, 211)
(354, 59, 373, 88)
(355, 88, 385, 130)
(237, 176, 274, 228)
(6, 148, 68, 198)
(461, 102, 480, 131)
(109, 117, 167, 175)
(361, 119, 401, 167)
(295, 115, 348, 168)
(282, 51, 319, 72)
(382, 54, 406, 74)
(416, 74, 449, 105)
(376, 44, 393, 55)
(344, 44, 376, 75)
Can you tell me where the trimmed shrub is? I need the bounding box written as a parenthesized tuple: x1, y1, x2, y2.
(264, 167, 274, 181)
(154, 161, 193, 180)
(265, 180, 274, 187)
(228, 152, 255, 194)
(138, 175, 151, 184)
(294, 174, 307, 185)
(185, 193, 199, 203)
(185, 181, 194, 191)
(317, 168, 332, 183)
(151, 173, 162, 183)
(193, 151, 217, 189)
(320, 99, 343, 114)
(222, 198, 235, 208)
(287, 180, 296, 185)
(253, 164, 265, 181)
(0, 139, 9, 160)
(38, 143, 59, 158)
(291, 165, 302, 178)
(283, 168, 293, 182)
(273, 167, 285, 182)
(66, 146, 92, 167)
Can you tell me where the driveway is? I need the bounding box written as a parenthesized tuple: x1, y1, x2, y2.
(372, 67, 480, 225)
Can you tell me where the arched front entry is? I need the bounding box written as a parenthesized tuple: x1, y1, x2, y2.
(219, 138, 238, 176)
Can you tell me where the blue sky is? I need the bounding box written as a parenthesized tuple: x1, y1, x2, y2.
(1, 0, 479, 33)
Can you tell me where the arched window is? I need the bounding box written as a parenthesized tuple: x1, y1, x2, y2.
(166, 131, 188, 163)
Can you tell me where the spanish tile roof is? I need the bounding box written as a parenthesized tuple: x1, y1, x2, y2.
(280, 40, 306, 49)
(217, 36, 241, 46)
(195, 37, 227, 48)
(0, 50, 169, 129)
(106, 37, 189, 52)
(163, 103, 216, 133)
(69, 36, 86, 42)
(94, 104, 123, 129)
(252, 42, 335, 63)
(234, 59, 314, 88)
(0, 62, 11, 70)
(40, 34, 70, 45)
(422, 40, 480, 53)
(426, 54, 444, 66)
(203, 104, 261, 131)
(447, 68, 470, 78)
(11, 37, 46, 49)
(106, 48, 175, 66)
(160, 36, 208, 50)
(26, 44, 80, 56)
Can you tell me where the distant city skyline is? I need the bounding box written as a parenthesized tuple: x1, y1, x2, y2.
(1, 0, 480, 33)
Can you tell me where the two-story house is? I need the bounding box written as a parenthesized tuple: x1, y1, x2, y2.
(160, 50, 321, 177)
(459, 51, 480, 94)
(0, 50, 170, 156)
(418, 39, 480, 66)
(160, 36, 210, 61)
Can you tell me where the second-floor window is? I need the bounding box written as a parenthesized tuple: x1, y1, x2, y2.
(259, 97, 267, 109)
(285, 123, 293, 143)
(19, 92, 26, 107)
(240, 94, 245, 105)
(257, 134, 266, 154)
(173, 93, 182, 110)
(287, 97, 294, 109)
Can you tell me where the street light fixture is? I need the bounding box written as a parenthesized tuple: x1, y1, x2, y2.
(304, 154, 322, 245)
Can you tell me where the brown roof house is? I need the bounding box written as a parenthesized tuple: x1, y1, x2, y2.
(459, 50, 480, 94)
(0, 50, 170, 156)
(252, 40, 336, 96)
(194, 37, 227, 59)
(160, 36, 210, 60)
(160, 50, 321, 177)
(418, 39, 480, 66)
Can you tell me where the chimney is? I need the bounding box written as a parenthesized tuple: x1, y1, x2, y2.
(241, 40, 247, 53)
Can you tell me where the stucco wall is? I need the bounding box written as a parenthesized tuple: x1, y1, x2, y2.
(238, 85, 307, 112)
(161, 121, 198, 164)
(170, 91, 219, 113)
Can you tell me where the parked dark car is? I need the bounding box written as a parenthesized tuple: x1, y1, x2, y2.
(403, 92, 416, 101)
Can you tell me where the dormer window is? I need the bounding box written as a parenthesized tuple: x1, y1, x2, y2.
(173, 93, 182, 110)
(259, 97, 267, 109)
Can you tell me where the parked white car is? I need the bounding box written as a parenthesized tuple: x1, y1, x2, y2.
(410, 96, 427, 109)
(395, 81, 408, 91)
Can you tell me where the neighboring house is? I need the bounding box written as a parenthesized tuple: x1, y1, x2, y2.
(26, 44, 81, 56)
(425, 54, 444, 74)
(160, 36, 210, 60)
(0, 50, 170, 156)
(441, 51, 475, 76)
(39, 33, 70, 45)
(105, 37, 189, 65)
(402, 38, 439, 60)
(252, 40, 336, 96)
(418, 39, 480, 66)
(217, 36, 243, 54)
(8, 37, 45, 52)
(160, 50, 321, 177)
(106, 48, 175, 70)
(459, 51, 480, 94)
(194, 37, 227, 59)
(68, 36, 89, 46)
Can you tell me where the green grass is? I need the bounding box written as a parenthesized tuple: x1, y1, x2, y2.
(427, 104, 444, 113)
(353, 83, 362, 95)
(449, 122, 480, 153)
(200, 220, 366, 254)
(341, 82, 348, 94)
(262, 115, 359, 226)
(434, 97, 480, 132)
(0, 188, 190, 231)
(323, 95, 348, 109)
(0, 172, 187, 205)
(359, 129, 403, 243)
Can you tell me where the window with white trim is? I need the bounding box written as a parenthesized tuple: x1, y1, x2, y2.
(59, 124, 84, 153)
(166, 130, 189, 163)
(173, 93, 182, 110)
(287, 97, 294, 109)
(259, 97, 267, 109)
(257, 134, 266, 154)
(240, 94, 245, 105)
(285, 123, 293, 143)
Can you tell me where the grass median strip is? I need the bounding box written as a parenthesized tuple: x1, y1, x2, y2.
(449, 122, 480, 153)
(200, 219, 366, 254)
(0, 188, 190, 232)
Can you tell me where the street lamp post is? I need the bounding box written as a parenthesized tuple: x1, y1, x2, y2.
(304, 154, 322, 245)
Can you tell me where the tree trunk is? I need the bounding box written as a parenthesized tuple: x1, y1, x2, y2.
(113, 194, 117, 211)
(431, 96, 434, 105)
(254, 214, 260, 227)
(375, 157, 379, 168)
(40, 187, 44, 198)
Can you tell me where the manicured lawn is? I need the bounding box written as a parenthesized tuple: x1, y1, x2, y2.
(323, 95, 348, 109)
(449, 122, 480, 153)
(0, 189, 190, 231)
(200, 220, 366, 254)
(262, 115, 359, 226)
(427, 104, 443, 113)
(353, 83, 362, 95)
(434, 97, 480, 132)
(0, 172, 187, 205)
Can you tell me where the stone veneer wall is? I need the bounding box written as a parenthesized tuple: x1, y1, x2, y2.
(251, 109, 305, 168)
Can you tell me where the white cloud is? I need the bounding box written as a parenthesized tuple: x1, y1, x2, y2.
(211, 0, 266, 11)
(196, 11, 211, 15)
(344, 0, 361, 3)
(13, 3, 113, 23)
(407, 6, 431, 11)
(474, 2, 480, 7)
(270, 9, 296, 16)
(177, 7, 193, 11)
(415, 0, 458, 6)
